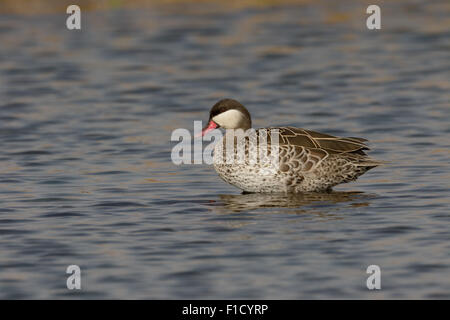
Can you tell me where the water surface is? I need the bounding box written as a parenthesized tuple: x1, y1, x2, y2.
(0, 1, 449, 299)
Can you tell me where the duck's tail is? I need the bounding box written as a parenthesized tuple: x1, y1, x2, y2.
(355, 157, 388, 169)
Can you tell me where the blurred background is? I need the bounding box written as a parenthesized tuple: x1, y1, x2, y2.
(0, 0, 449, 299)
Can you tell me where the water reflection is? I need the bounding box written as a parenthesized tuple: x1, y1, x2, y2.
(212, 191, 373, 213)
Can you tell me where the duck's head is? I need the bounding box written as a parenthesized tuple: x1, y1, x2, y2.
(201, 99, 252, 136)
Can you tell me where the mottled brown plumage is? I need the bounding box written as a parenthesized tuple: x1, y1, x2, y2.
(202, 99, 382, 193)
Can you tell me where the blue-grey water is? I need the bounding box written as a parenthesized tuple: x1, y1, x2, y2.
(0, 1, 449, 299)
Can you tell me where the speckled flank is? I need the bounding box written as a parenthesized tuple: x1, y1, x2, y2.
(213, 127, 380, 193)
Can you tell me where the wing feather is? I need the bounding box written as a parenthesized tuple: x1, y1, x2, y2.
(277, 127, 370, 154)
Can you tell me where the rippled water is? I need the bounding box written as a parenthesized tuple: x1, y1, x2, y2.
(0, 1, 449, 299)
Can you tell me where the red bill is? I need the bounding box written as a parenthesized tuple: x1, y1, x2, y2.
(196, 120, 218, 137)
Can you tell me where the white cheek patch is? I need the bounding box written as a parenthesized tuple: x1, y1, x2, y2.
(212, 109, 245, 129)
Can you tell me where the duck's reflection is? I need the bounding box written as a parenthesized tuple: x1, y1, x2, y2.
(210, 191, 373, 214)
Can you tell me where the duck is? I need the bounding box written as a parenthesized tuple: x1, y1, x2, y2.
(200, 98, 382, 193)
